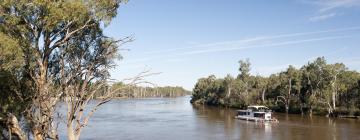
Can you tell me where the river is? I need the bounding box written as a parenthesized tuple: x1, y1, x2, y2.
(58, 96, 360, 140)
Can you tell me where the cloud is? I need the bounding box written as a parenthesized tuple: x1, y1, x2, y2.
(182, 36, 351, 55)
(303, 0, 360, 21)
(309, 13, 338, 21)
(131, 35, 353, 64)
(143, 37, 264, 55)
(123, 27, 359, 65)
(315, 0, 360, 12)
(165, 58, 189, 63)
(144, 26, 360, 55)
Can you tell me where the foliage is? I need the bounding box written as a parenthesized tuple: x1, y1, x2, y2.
(191, 57, 360, 116)
(105, 83, 191, 98)
(0, 0, 128, 140)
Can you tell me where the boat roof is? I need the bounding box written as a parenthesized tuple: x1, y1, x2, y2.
(248, 105, 268, 109)
(236, 110, 268, 113)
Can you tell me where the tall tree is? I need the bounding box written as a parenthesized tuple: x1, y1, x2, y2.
(326, 63, 346, 111)
(276, 65, 300, 113)
(237, 59, 251, 81)
(237, 59, 251, 101)
(0, 1, 128, 139)
(224, 74, 235, 98)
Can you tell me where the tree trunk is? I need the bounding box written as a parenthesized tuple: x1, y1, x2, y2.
(331, 73, 338, 111)
(32, 65, 49, 140)
(331, 77, 337, 111)
(300, 103, 304, 115)
(67, 125, 79, 140)
(33, 129, 44, 140)
(287, 78, 291, 114)
(6, 114, 27, 140)
(332, 91, 336, 110)
(227, 85, 231, 98)
(261, 89, 265, 103)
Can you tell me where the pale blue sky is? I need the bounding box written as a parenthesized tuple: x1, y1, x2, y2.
(104, 0, 360, 90)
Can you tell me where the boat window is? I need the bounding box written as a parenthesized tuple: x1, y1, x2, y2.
(254, 113, 265, 118)
(238, 111, 247, 115)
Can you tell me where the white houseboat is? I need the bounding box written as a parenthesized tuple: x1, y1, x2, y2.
(235, 105, 278, 123)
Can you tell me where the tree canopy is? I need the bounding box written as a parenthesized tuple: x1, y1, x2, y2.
(0, 1, 128, 140)
(191, 57, 360, 117)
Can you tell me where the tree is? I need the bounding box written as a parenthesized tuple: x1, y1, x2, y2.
(0, 31, 31, 140)
(0, 1, 128, 139)
(237, 59, 251, 102)
(191, 56, 360, 116)
(276, 65, 300, 113)
(237, 59, 251, 81)
(326, 63, 346, 111)
(224, 74, 235, 98)
(253, 76, 268, 104)
(300, 57, 338, 116)
(58, 27, 130, 140)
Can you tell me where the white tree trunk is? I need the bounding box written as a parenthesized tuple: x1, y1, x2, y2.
(261, 89, 265, 103)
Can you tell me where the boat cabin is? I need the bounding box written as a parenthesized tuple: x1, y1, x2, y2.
(236, 105, 273, 121)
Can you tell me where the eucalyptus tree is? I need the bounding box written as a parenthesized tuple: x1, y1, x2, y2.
(0, 0, 128, 139)
(58, 24, 130, 140)
(326, 63, 346, 111)
(276, 65, 301, 113)
(237, 59, 251, 101)
(237, 59, 251, 81)
(253, 75, 268, 104)
(335, 70, 359, 109)
(0, 28, 32, 140)
(191, 75, 225, 105)
(191, 56, 360, 116)
(224, 74, 235, 99)
(301, 57, 332, 116)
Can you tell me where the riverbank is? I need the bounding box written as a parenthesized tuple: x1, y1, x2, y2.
(191, 101, 360, 119)
(96, 95, 190, 100)
(191, 58, 360, 119)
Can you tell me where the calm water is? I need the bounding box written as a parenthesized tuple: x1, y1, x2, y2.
(58, 96, 360, 140)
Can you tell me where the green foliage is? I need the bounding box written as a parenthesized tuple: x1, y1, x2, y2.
(191, 57, 360, 116)
(237, 58, 251, 80)
(0, 0, 127, 139)
(104, 83, 190, 98)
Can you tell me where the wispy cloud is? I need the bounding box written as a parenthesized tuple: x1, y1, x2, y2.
(165, 58, 189, 63)
(144, 26, 360, 55)
(182, 36, 352, 55)
(304, 0, 360, 21)
(315, 0, 360, 12)
(122, 27, 359, 65)
(143, 37, 264, 55)
(309, 12, 338, 21)
(126, 35, 353, 65)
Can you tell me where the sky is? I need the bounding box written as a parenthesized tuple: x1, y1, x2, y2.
(104, 0, 360, 90)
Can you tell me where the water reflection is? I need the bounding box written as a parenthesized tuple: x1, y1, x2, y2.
(57, 96, 360, 140)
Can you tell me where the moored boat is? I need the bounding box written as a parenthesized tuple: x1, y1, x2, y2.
(235, 105, 279, 123)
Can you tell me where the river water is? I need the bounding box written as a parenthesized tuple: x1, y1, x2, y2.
(58, 96, 360, 140)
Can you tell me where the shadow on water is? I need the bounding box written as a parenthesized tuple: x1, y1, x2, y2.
(57, 96, 360, 140)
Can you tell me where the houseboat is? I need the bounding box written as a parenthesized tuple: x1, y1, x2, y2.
(235, 105, 278, 123)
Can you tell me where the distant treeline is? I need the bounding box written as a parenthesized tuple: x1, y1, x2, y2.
(191, 57, 360, 117)
(95, 83, 191, 98)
